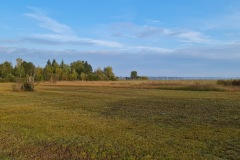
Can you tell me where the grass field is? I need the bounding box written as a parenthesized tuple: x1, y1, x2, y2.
(0, 81, 240, 159)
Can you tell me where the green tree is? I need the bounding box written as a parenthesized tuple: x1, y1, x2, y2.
(60, 59, 64, 69)
(35, 67, 43, 82)
(6, 73, 15, 82)
(0, 61, 13, 79)
(55, 67, 63, 80)
(86, 73, 95, 81)
(84, 61, 93, 73)
(62, 64, 71, 81)
(71, 60, 93, 79)
(62, 72, 69, 81)
(94, 68, 108, 81)
(80, 72, 86, 81)
(44, 60, 54, 82)
(130, 71, 137, 80)
(47, 59, 51, 66)
(22, 61, 35, 77)
(50, 59, 61, 82)
(57, 63, 71, 81)
(70, 69, 78, 81)
(16, 58, 23, 67)
(51, 59, 60, 73)
(71, 61, 85, 78)
(0, 58, 119, 82)
(104, 66, 116, 81)
(14, 58, 25, 78)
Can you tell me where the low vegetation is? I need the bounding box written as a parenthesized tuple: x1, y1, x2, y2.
(42, 80, 240, 92)
(0, 81, 239, 159)
(217, 79, 240, 86)
(12, 78, 35, 92)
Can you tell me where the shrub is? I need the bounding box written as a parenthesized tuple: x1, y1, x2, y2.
(21, 82, 34, 91)
(12, 81, 34, 92)
(140, 76, 149, 80)
(217, 80, 228, 85)
(232, 80, 240, 86)
(217, 79, 240, 86)
(12, 82, 22, 92)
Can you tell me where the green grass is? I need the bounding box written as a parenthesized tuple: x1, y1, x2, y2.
(0, 82, 239, 159)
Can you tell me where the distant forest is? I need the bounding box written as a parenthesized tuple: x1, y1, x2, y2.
(0, 58, 118, 82)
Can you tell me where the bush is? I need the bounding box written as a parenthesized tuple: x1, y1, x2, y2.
(217, 80, 228, 85)
(21, 82, 34, 91)
(232, 80, 240, 86)
(140, 76, 149, 80)
(12, 81, 34, 92)
(12, 83, 22, 92)
(217, 79, 240, 86)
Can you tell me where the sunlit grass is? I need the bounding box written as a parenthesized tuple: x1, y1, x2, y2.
(0, 82, 239, 159)
(41, 80, 240, 91)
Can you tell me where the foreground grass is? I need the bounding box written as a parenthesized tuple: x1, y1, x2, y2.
(0, 82, 239, 159)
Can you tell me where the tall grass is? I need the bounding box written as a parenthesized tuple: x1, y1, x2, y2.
(40, 80, 240, 92)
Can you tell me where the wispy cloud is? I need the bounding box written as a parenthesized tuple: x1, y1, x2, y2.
(109, 22, 212, 43)
(24, 34, 123, 47)
(0, 46, 120, 56)
(124, 45, 173, 55)
(23, 8, 123, 48)
(174, 44, 240, 59)
(136, 26, 211, 43)
(203, 12, 240, 30)
(24, 7, 73, 34)
(2, 41, 240, 60)
(135, 26, 165, 38)
(169, 29, 211, 43)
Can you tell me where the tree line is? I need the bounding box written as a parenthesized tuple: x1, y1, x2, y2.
(0, 58, 117, 82)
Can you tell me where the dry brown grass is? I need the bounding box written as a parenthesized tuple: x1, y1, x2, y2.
(39, 80, 240, 91)
(39, 80, 212, 88)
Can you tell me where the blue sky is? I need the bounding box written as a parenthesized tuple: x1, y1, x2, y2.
(1, 0, 240, 77)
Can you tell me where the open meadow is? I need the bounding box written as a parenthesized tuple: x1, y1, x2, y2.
(0, 81, 239, 159)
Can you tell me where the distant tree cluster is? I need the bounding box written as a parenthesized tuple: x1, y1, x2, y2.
(130, 71, 148, 80)
(0, 58, 117, 82)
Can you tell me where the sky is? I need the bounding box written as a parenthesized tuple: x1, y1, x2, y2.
(1, 0, 240, 77)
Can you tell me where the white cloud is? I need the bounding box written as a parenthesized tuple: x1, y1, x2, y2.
(109, 22, 212, 43)
(171, 30, 211, 43)
(0, 46, 119, 56)
(23, 34, 123, 47)
(126, 45, 173, 54)
(174, 44, 240, 59)
(1, 43, 240, 60)
(24, 8, 123, 48)
(135, 26, 164, 38)
(135, 26, 212, 43)
(24, 9, 72, 34)
(203, 12, 240, 30)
